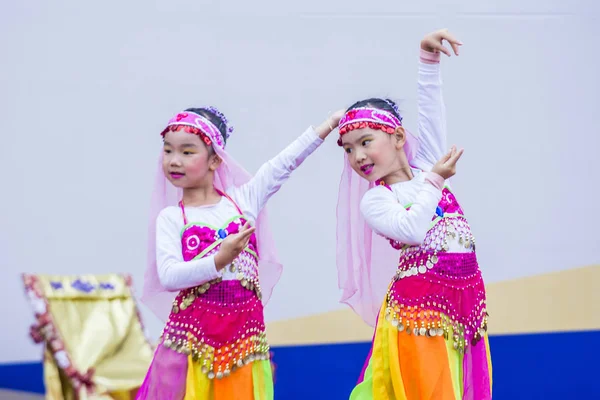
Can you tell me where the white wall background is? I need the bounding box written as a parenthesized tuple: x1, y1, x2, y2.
(1, 0, 598, 363)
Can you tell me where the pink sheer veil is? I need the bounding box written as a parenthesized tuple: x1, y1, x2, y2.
(336, 124, 419, 328)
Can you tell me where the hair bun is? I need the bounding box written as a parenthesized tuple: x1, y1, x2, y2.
(200, 106, 234, 139)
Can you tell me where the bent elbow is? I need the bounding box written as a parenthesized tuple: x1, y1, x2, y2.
(158, 275, 177, 291)
(157, 265, 178, 291)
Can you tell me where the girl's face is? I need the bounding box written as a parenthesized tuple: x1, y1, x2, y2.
(162, 130, 220, 188)
(340, 126, 407, 183)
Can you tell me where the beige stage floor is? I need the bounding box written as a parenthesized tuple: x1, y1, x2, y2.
(0, 390, 43, 400)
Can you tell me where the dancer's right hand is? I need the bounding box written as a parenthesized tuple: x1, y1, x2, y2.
(214, 221, 256, 271)
(431, 146, 464, 180)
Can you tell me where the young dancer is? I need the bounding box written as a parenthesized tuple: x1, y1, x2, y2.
(336, 30, 492, 399)
(138, 106, 343, 399)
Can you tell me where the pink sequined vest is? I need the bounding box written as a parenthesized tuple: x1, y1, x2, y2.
(160, 190, 269, 380)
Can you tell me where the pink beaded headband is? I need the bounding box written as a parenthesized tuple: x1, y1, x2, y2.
(337, 107, 403, 146)
(160, 111, 225, 150)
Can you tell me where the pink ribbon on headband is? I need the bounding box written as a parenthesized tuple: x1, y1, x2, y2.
(163, 111, 225, 150)
(338, 107, 403, 135)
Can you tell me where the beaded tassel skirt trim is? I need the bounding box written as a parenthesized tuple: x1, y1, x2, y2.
(350, 252, 492, 400)
(136, 281, 273, 400)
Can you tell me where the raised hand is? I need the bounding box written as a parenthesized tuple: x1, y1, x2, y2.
(431, 146, 464, 180)
(316, 108, 347, 139)
(421, 28, 463, 57)
(329, 109, 346, 127)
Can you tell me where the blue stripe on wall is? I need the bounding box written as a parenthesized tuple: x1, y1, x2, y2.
(0, 362, 44, 394)
(272, 330, 600, 399)
(2, 331, 599, 398)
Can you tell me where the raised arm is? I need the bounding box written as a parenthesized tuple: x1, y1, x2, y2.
(412, 29, 463, 171)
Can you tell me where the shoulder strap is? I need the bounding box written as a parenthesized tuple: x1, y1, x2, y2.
(178, 200, 188, 225)
(215, 189, 244, 216)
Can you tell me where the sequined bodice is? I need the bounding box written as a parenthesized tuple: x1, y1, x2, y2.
(389, 187, 474, 252)
(388, 187, 477, 280)
(181, 216, 258, 262)
(180, 215, 261, 291)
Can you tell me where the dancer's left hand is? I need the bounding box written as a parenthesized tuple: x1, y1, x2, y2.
(421, 28, 463, 56)
(316, 109, 346, 139)
(329, 109, 346, 126)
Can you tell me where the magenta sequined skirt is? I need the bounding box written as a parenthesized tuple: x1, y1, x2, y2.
(387, 251, 488, 349)
(136, 280, 270, 400)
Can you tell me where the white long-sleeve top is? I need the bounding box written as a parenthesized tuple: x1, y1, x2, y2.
(156, 127, 323, 291)
(360, 58, 453, 247)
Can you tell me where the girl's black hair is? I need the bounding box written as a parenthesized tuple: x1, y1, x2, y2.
(185, 107, 229, 145)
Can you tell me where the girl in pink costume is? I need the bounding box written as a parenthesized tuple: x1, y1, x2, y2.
(138, 106, 343, 399)
(336, 30, 492, 399)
